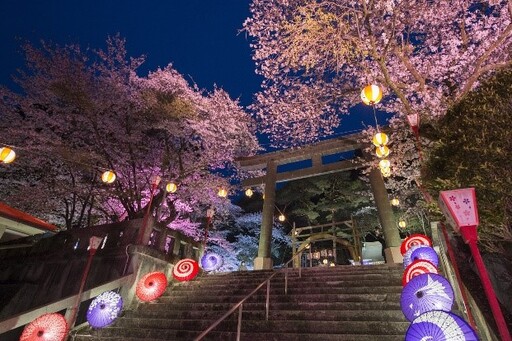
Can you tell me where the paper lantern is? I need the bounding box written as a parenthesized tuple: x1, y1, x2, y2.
(390, 198, 400, 206)
(372, 132, 389, 147)
(0, 147, 16, 164)
(166, 182, 177, 193)
(361, 84, 383, 105)
(376, 145, 390, 158)
(217, 188, 228, 198)
(278, 214, 286, 222)
(136, 272, 168, 302)
(20, 313, 68, 341)
(86, 291, 123, 328)
(381, 167, 391, 177)
(245, 188, 253, 197)
(379, 159, 391, 170)
(173, 258, 199, 282)
(399, 220, 407, 228)
(101, 170, 116, 184)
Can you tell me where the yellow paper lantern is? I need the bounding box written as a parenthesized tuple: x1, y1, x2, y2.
(399, 220, 406, 228)
(381, 167, 391, 177)
(218, 188, 228, 198)
(375, 145, 390, 158)
(166, 182, 178, 193)
(101, 170, 116, 184)
(245, 188, 253, 197)
(361, 84, 383, 105)
(390, 198, 400, 206)
(379, 159, 391, 170)
(0, 147, 16, 164)
(278, 214, 285, 222)
(372, 132, 389, 147)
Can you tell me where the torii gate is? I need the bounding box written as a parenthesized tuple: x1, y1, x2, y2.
(237, 133, 402, 270)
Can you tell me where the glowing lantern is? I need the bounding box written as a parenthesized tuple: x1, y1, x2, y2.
(375, 145, 390, 158)
(0, 147, 16, 164)
(372, 132, 389, 147)
(278, 214, 285, 222)
(399, 220, 406, 228)
(217, 188, 228, 198)
(391, 198, 400, 206)
(379, 159, 390, 170)
(361, 84, 383, 105)
(101, 170, 116, 184)
(381, 167, 391, 177)
(166, 182, 177, 193)
(245, 188, 253, 197)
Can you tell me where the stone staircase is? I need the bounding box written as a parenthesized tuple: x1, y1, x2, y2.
(73, 264, 409, 340)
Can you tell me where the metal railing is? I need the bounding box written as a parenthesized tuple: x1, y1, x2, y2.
(194, 246, 309, 341)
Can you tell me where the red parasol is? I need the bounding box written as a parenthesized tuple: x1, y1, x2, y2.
(20, 313, 68, 341)
(136, 271, 168, 302)
(402, 259, 438, 286)
(172, 258, 199, 282)
(401, 234, 432, 255)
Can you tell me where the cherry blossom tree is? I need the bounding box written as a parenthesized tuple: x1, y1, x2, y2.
(244, 0, 512, 195)
(0, 36, 259, 234)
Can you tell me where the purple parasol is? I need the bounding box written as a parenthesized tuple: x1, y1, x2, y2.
(406, 310, 479, 340)
(404, 245, 439, 268)
(403, 244, 422, 268)
(200, 252, 223, 272)
(401, 273, 454, 322)
(86, 291, 123, 328)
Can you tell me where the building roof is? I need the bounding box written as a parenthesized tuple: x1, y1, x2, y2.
(0, 202, 59, 233)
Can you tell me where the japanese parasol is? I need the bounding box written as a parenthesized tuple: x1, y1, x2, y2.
(200, 252, 223, 272)
(136, 271, 168, 302)
(20, 313, 68, 341)
(409, 245, 439, 267)
(402, 259, 438, 287)
(401, 273, 454, 322)
(403, 244, 422, 268)
(173, 258, 199, 281)
(86, 291, 123, 328)
(400, 234, 432, 255)
(405, 310, 479, 340)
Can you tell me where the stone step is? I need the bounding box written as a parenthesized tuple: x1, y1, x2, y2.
(74, 331, 407, 341)
(124, 307, 406, 322)
(137, 300, 403, 313)
(168, 285, 403, 298)
(77, 319, 409, 338)
(155, 292, 401, 304)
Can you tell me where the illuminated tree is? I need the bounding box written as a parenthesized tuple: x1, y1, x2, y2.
(0, 36, 258, 232)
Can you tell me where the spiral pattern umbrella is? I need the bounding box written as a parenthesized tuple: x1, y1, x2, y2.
(86, 291, 123, 328)
(401, 234, 432, 255)
(401, 273, 454, 322)
(173, 258, 199, 281)
(20, 313, 68, 341)
(406, 310, 479, 340)
(403, 259, 438, 287)
(136, 271, 168, 302)
(200, 252, 223, 272)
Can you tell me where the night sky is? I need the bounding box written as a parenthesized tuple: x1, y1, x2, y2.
(0, 0, 260, 106)
(0, 0, 383, 147)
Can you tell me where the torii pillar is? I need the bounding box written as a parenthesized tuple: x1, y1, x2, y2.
(368, 167, 403, 263)
(254, 160, 277, 270)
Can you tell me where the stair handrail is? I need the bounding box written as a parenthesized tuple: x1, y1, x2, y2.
(194, 245, 309, 341)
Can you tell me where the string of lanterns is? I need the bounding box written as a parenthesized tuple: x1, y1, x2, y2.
(0, 143, 231, 199)
(361, 84, 391, 178)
